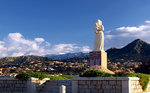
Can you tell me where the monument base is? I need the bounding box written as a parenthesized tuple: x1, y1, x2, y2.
(89, 51, 114, 74)
(89, 51, 107, 68)
(89, 65, 114, 74)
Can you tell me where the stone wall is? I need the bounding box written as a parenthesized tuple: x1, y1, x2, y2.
(0, 77, 49, 93)
(72, 77, 146, 93)
(0, 77, 27, 93)
(38, 80, 72, 93)
(1, 77, 150, 93)
(0, 77, 71, 93)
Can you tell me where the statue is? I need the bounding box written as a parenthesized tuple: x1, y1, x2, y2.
(89, 19, 114, 74)
(93, 19, 104, 51)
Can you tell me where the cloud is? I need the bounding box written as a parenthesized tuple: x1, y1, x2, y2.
(81, 46, 91, 53)
(145, 20, 150, 24)
(104, 20, 150, 49)
(34, 38, 45, 43)
(50, 44, 80, 54)
(0, 33, 90, 57)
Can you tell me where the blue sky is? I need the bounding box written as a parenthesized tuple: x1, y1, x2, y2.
(0, 0, 150, 57)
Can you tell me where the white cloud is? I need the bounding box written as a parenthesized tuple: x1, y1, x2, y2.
(0, 33, 90, 57)
(104, 20, 150, 49)
(34, 38, 45, 43)
(50, 44, 91, 54)
(145, 20, 150, 24)
(81, 46, 91, 53)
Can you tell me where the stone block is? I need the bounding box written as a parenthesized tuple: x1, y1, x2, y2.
(116, 85, 121, 89)
(90, 51, 107, 68)
(96, 85, 102, 89)
(103, 81, 108, 84)
(97, 81, 102, 84)
(105, 85, 112, 89)
(122, 80, 129, 93)
(85, 89, 90, 93)
(79, 89, 85, 93)
(102, 85, 106, 89)
(79, 81, 86, 85)
(104, 90, 110, 93)
(110, 89, 116, 93)
(116, 81, 122, 85)
(116, 89, 122, 93)
(72, 81, 78, 93)
(99, 89, 103, 93)
(109, 81, 116, 85)
(104, 77, 116, 80)
(91, 81, 97, 85)
(86, 81, 90, 85)
(79, 85, 83, 89)
(91, 89, 98, 93)
(89, 85, 95, 89)
(83, 85, 88, 89)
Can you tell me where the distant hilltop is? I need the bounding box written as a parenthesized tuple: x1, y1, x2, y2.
(0, 39, 150, 63)
(0, 55, 52, 64)
(107, 39, 150, 62)
(48, 39, 150, 63)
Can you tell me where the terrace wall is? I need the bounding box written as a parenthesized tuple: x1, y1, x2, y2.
(0, 77, 49, 93)
(72, 77, 145, 93)
(0, 77, 150, 93)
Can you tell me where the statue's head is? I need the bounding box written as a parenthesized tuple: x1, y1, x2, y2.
(97, 20, 102, 26)
(94, 19, 104, 33)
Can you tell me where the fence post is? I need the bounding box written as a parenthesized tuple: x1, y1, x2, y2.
(59, 85, 66, 93)
(27, 77, 37, 93)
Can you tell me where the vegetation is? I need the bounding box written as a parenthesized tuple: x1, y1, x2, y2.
(115, 72, 150, 91)
(16, 71, 74, 80)
(81, 70, 150, 91)
(134, 61, 150, 74)
(80, 70, 113, 77)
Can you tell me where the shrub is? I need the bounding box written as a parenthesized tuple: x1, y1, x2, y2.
(114, 72, 127, 77)
(16, 72, 31, 80)
(80, 70, 113, 77)
(60, 75, 74, 79)
(16, 71, 50, 80)
(49, 75, 64, 80)
(16, 71, 74, 80)
(125, 73, 150, 91)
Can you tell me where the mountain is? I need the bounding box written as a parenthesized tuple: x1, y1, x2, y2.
(0, 39, 150, 64)
(46, 52, 89, 62)
(0, 55, 52, 64)
(107, 39, 150, 62)
(46, 52, 88, 59)
(48, 39, 150, 63)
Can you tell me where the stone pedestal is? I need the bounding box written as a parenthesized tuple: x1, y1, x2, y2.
(89, 51, 107, 69)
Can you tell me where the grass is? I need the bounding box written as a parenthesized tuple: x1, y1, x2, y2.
(16, 71, 74, 80)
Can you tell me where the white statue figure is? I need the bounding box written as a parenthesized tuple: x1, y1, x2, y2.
(93, 19, 104, 51)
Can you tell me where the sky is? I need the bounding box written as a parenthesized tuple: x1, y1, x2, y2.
(0, 0, 150, 57)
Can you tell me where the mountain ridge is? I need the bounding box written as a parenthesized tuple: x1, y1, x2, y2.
(48, 39, 150, 62)
(0, 39, 150, 63)
(0, 55, 52, 64)
(107, 39, 150, 62)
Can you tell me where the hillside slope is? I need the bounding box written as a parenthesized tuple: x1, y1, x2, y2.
(107, 39, 150, 62)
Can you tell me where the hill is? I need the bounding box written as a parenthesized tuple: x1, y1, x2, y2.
(48, 39, 150, 63)
(107, 39, 150, 62)
(46, 52, 89, 62)
(46, 52, 88, 59)
(0, 39, 150, 64)
(0, 55, 52, 65)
